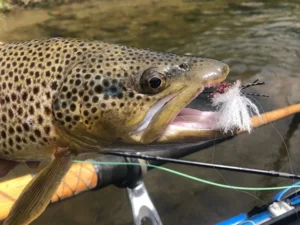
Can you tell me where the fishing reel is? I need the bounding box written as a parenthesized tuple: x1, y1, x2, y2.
(115, 157, 163, 225)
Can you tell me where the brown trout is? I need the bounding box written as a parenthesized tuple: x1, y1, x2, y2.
(0, 38, 229, 224)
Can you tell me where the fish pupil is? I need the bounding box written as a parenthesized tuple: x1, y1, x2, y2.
(149, 77, 161, 89)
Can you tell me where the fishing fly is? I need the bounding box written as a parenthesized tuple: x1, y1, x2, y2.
(203, 79, 268, 134)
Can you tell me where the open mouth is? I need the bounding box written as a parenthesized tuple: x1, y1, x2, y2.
(170, 108, 220, 131)
(134, 81, 225, 144)
(163, 83, 221, 136)
(134, 60, 230, 144)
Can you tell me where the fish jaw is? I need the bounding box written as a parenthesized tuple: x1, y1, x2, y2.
(130, 59, 229, 144)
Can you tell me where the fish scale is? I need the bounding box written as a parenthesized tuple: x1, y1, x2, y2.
(0, 38, 229, 225)
(0, 39, 62, 160)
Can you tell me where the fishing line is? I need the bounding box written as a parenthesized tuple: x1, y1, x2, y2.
(195, 79, 296, 203)
(249, 96, 300, 222)
(207, 80, 294, 200)
(213, 83, 267, 203)
(208, 88, 264, 202)
(73, 160, 300, 191)
(249, 96, 295, 182)
(210, 131, 238, 198)
(210, 131, 266, 204)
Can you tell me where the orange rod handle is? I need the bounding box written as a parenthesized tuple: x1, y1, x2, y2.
(238, 103, 300, 134)
(0, 162, 98, 221)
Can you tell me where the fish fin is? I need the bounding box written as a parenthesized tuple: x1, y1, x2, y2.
(3, 150, 74, 225)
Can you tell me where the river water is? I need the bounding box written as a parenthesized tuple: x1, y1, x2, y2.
(0, 0, 300, 224)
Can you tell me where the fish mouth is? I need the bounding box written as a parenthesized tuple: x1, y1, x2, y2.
(159, 107, 221, 143)
(156, 83, 223, 144)
(132, 60, 230, 144)
(171, 104, 220, 130)
(134, 80, 226, 144)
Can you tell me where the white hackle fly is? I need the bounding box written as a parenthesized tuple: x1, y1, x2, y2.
(212, 80, 262, 133)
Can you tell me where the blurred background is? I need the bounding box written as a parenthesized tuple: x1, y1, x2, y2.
(0, 0, 300, 224)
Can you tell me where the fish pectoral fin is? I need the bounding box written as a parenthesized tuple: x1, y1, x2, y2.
(3, 149, 74, 225)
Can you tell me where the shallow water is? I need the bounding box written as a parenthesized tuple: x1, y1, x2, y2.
(0, 0, 300, 224)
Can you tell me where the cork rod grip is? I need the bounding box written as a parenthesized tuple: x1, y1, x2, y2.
(240, 103, 300, 133)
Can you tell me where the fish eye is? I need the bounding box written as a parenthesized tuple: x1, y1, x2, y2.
(178, 63, 189, 71)
(139, 68, 166, 94)
(149, 77, 162, 89)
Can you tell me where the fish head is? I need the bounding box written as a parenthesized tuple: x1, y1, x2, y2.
(126, 55, 229, 144)
(53, 41, 229, 149)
